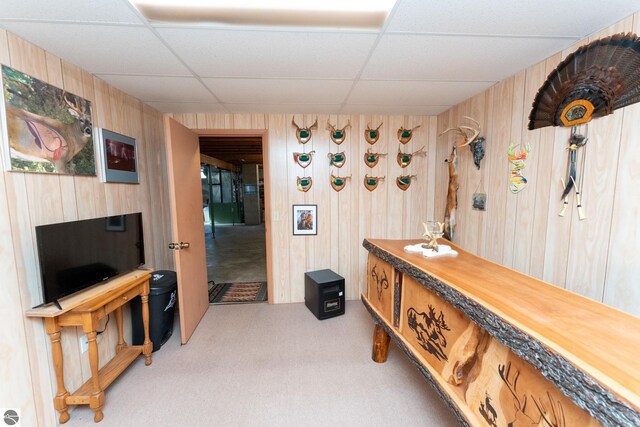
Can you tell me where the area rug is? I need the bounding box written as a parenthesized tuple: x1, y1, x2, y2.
(209, 282, 268, 304)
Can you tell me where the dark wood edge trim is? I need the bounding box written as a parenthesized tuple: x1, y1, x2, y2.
(362, 239, 639, 427)
(362, 295, 471, 427)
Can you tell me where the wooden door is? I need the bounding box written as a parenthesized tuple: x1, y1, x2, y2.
(164, 117, 209, 344)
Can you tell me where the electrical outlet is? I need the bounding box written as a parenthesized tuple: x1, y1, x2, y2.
(80, 333, 103, 353)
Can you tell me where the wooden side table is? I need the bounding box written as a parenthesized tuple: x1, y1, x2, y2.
(26, 270, 153, 423)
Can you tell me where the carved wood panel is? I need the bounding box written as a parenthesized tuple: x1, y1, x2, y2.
(367, 253, 394, 323)
(399, 275, 600, 427)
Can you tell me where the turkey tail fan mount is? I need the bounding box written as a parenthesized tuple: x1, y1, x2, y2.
(528, 32, 640, 130)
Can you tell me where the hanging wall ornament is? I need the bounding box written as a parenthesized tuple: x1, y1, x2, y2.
(330, 173, 351, 192)
(439, 116, 481, 147)
(469, 136, 486, 170)
(528, 33, 640, 130)
(397, 146, 426, 168)
(296, 176, 313, 192)
(397, 125, 421, 144)
(327, 152, 346, 168)
(507, 142, 532, 193)
(293, 150, 315, 168)
(364, 174, 385, 191)
(559, 126, 588, 220)
(326, 120, 351, 145)
(396, 174, 417, 191)
(364, 148, 387, 168)
(444, 146, 459, 241)
(291, 117, 318, 144)
(364, 122, 383, 144)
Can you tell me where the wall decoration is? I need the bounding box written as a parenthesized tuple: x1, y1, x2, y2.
(472, 192, 487, 211)
(469, 136, 486, 170)
(326, 119, 351, 144)
(528, 32, 640, 130)
(364, 148, 386, 168)
(364, 174, 385, 191)
(292, 204, 317, 235)
(507, 142, 532, 194)
(396, 174, 416, 191)
(396, 146, 426, 168)
(364, 122, 383, 144)
(293, 150, 315, 168)
(444, 145, 458, 241)
(559, 127, 588, 220)
(327, 151, 346, 168)
(439, 116, 481, 147)
(330, 173, 350, 192)
(296, 176, 313, 192)
(406, 306, 450, 361)
(397, 125, 421, 144)
(95, 128, 139, 184)
(291, 117, 317, 144)
(1, 64, 94, 175)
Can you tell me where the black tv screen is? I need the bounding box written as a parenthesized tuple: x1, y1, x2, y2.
(35, 212, 145, 307)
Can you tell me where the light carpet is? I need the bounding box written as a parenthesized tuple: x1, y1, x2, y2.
(62, 301, 458, 426)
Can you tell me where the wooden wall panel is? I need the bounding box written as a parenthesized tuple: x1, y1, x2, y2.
(1, 32, 172, 426)
(436, 14, 639, 318)
(175, 112, 435, 304)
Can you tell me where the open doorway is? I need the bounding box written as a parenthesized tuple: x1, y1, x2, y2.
(199, 135, 268, 304)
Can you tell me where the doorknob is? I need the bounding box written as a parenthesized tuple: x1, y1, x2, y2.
(168, 242, 179, 250)
(179, 242, 190, 249)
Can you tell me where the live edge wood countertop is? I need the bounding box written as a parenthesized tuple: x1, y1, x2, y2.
(363, 238, 640, 420)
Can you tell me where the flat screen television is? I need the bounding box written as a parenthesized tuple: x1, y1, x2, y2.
(34, 212, 145, 308)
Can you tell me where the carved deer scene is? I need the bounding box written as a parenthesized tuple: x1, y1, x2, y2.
(2, 65, 94, 175)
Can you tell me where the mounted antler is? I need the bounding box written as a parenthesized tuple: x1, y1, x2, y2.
(365, 122, 383, 144)
(292, 117, 318, 144)
(326, 119, 351, 144)
(439, 116, 480, 147)
(397, 125, 421, 144)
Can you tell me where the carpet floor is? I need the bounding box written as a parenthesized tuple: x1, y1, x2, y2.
(62, 301, 458, 427)
(209, 281, 268, 304)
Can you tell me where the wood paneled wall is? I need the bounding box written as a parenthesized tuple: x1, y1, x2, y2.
(171, 113, 437, 304)
(0, 30, 173, 426)
(436, 12, 640, 317)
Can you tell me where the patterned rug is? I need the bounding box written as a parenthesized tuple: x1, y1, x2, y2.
(209, 282, 268, 304)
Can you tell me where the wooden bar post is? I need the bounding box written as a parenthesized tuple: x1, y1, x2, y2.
(372, 323, 391, 363)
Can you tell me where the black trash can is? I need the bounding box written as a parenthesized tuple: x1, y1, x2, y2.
(131, 270, 177, 352)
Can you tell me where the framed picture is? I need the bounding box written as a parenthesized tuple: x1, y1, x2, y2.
(0, 64, 95, 175)
(95, 128, 139, 184)
(293, 204, 317, 235)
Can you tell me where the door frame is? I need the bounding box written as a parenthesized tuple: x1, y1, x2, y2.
(193, 128, 273, 304)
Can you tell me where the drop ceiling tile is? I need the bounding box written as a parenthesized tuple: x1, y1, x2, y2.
(362, 34, 571, 81)
(156, 27, 378, 79)
(223, 103, 342, 114)
(387, 0, 640, 37)
(340, 104, 449, 116)
(146, 101, 226, 114)
(347, 80, 494, 107)
(0, 22, 189, 75)
(97, 75, 216, 102)
(0, 0, 144, 24)
(202, 78, 353, 104)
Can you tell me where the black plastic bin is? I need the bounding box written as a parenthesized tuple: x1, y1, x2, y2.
(131, 270, 177, 352)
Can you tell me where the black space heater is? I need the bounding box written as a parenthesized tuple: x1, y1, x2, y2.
(304, 269, 345, 320)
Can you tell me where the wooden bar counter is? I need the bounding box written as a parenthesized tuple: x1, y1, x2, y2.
(362, 238, 640, 427)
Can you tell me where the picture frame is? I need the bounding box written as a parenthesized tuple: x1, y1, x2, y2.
(0, 64, 95, 175)
(95, 128, 139, 184)
(292, 204, 317, 236)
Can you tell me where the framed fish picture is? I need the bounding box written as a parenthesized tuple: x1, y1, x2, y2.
(0, 64, 95, 175)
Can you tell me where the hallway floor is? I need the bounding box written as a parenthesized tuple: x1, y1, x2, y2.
(205, 223, 267, 285)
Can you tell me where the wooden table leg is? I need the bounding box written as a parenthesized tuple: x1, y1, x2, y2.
(372, 323, 391, 363)
(115, 306, 126, 353)
(84, 327, 105, 422)
(140, 292, 153, 365)
(45, 318, 70, 424)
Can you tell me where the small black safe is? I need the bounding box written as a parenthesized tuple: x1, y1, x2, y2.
(304, 269, 345, 320)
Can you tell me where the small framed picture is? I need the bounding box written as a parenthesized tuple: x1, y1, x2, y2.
(95, 128, 139, 183)
(292, 204, 317, 236)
